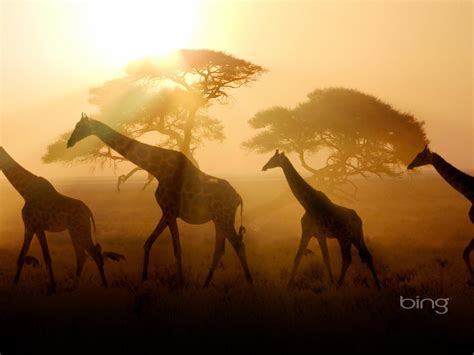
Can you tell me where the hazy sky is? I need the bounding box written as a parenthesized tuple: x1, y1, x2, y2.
(1, 0, 472, 179)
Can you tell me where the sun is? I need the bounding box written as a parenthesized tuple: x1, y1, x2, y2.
(84, 0, 199, 68)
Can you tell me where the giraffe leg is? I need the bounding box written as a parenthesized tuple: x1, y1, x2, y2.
(142, 216, 169, 282)
(337, 240, 352, 286)
(317, 237, 335, 284)
(226, 226, 253, 286)
(83, 242, 107, 287)
(13, 228, 34, 286)
(355, 242, 381, 289)
(203, 226, 226, 288)
(72, 241, 87, 277)
(288, 229, 312, 287)
(70, 226, 107, 287)
(168, 218, 183, 285)
(365, 252, 380, 289)
(36, 231, 56, 292)
(463, 239, 474, 275)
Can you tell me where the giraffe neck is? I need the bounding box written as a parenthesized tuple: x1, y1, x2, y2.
(0, 148, 38, 199)
(431, 153, 474, 202)
(280, 156, 331, 209)
(90, 120, 175, 179)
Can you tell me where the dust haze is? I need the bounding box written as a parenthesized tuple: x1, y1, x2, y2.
(0, 0, 472, 353)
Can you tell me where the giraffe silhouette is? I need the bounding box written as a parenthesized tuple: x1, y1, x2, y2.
(0, 147, 118, 292)
(262, 150, 380, 288)
(67, 113, 252, 287)
(408, 145, 474, 276)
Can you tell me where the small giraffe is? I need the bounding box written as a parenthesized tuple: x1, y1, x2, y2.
(262, 150, 380, 288)
(0, 147, 110, 291)
(67, 113, 252, 287)
(408, 145, 474, 276)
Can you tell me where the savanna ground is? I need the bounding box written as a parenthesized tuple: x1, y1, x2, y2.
(0, 174, 472, 354)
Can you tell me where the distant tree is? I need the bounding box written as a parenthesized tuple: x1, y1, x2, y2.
(44, 49, 266, 188)
(125, 49, 266, 163)
(243, 88, 429, 198)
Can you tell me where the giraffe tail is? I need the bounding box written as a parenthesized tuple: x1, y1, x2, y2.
(87, 207, 98, 246)
(86, 207, 125, 262)
(90, 212, 96, 233)
(238, 195, 246, 237)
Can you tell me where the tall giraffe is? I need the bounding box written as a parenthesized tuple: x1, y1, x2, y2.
(408, 145, 474, 276)
(262, 150, 380, 288)
(0, 147, 112, 291)
(67, 113, 252, 287)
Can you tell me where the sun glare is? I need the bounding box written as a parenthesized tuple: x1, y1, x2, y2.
(84, 0, 199, 68)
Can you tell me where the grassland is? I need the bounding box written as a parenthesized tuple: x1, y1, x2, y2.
(0, 175, 472, 354)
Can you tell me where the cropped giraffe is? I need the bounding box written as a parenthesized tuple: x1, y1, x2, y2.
(262, 150, 380, 288)
(67, 113, 252, 287)
(0, 147, 114, 291)
(408, 145, 474, 276)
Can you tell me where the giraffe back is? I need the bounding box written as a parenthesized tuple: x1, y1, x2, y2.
(156, 169, 242, 225)
(306, 200, 363, 239)
(21, 177, 93, 233)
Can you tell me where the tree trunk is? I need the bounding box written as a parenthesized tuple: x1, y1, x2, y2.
(180, 106, 199, 167)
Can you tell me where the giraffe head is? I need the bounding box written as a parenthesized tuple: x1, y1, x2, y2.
(262, 150, 286, 171)
(407, 145, 433, 170)
(67, 113, 94, 148)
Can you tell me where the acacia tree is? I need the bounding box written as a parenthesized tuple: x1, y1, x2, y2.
(43, 78, 224, 188)
(243, 88, 429, 198)
(125, 49, 266, 163)
(44, 49, 266, 187)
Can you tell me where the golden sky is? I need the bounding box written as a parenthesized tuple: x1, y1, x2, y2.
(1, 0, 472, 178)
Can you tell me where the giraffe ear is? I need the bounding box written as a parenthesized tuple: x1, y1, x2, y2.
(281, 151, 286, 156)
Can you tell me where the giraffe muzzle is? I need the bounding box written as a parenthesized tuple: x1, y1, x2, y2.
(66, 138, 75, 148)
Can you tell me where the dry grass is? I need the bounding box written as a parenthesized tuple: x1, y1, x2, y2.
(0, 175, 472, 353)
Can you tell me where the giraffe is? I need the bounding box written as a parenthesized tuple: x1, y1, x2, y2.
(408, 145, 474, 276)
(67, 113, 252, 287)
(262, 150, 380, 288)
(0, 147, 114, 291)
